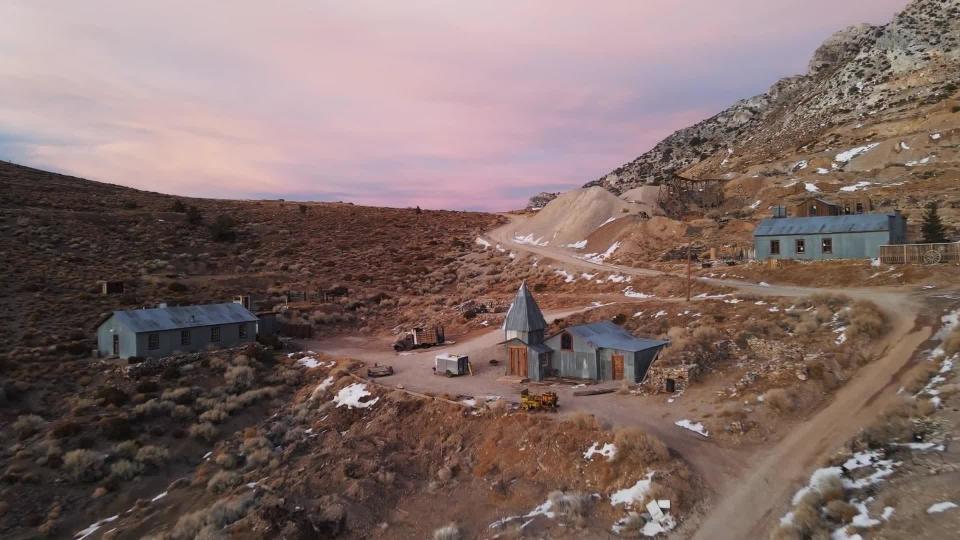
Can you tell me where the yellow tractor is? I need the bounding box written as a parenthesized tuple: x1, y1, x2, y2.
(520, 389, 559, 411)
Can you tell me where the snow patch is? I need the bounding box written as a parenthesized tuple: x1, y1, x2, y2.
(674, 419, 709, 437)
(610, 472, 655, 507)
(475, 237, 491, 249)
(332, 383, 379, 409)
(584, 442, 617, 461)
(840, 181, 873, 192)
(513, 233, 549, 247)
(927, 502, 957, 514)
(835, 143, 879, 163)
(565, 240, 588, 249)
(624, 287, 655, 299)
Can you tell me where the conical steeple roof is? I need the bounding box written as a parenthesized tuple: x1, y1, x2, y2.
(503, 281, 547, 332)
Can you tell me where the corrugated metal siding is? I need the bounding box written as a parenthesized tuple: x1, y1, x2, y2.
(755, 230, 891, 260)
(754, 214, 895, 236)
(98, 318, 257, 359)
(112, 303, 258, 333)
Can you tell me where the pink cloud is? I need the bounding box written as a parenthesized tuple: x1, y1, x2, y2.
(0, 0, 909, 210)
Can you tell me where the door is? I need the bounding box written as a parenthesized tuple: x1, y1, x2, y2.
(509, 347, 528, 377)
(612, 353, 624, 381)
(112, 334, 119, 356)
(665, 378, 676, 393)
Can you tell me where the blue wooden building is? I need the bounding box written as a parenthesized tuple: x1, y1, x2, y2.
(97, 303, 259, 359)
(754, 212, 906, 261)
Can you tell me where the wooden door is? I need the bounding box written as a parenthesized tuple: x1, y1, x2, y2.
(612, 353, 624, 381)
(509, 347, 528, 377)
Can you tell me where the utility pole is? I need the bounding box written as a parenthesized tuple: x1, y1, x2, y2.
(686, 244, 692, 302)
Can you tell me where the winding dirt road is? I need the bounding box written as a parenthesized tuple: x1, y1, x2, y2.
(311, 216, 942, 538)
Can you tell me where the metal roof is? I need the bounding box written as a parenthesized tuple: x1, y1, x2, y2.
(754, 213, 894, 237)
(109, 303, 259, 333)
(562, 321, 668, 353)
(503, 282, 547, 332)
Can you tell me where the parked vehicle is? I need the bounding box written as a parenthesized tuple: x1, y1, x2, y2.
(434, 353, 470, 377)
(393, 325, 445, 352)
(520, 389, 559, 411)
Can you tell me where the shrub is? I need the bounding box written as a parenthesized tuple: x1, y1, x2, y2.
(167, 281, 189, 293)
(207, 470, 241, 493)
(565, 412, 599, 430)
(110, 459, 142, 480)
(12, 414, 45, 439)
(63, 449, 103, 482)
(172, 405, 194, 420)
(189, 422, 218, 441)
(547, 491, 592, 520)
(845, 301, 888, 339)
(613, 428, 669, 463)
(185, 205, 203, 225)
(113, 440, 139, 459)
(133, 399, 175, 418)
(170, 199, 187, 212)
(52, 421, 84, 439)
(135, 445, 170, 469)
(209, 215, 237, 242)
(169, 493, 254, 540)
(96, 386, 130, 407)
(225, 365, 255, 392)
(943, 328, 960, 357)
(764, 388, 795, 413)
(100, 416, 134, 440)
(199, 406, 229, 424)
(824, 499, 858, 523)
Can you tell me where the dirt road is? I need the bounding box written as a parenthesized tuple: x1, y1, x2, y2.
(310, 216, 937, 538)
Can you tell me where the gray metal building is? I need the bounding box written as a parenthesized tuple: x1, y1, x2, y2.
(97, 303, 259, 359)
(544, 321, 668, 383)
(501, 283, 668, 382)
(754, 212, 906, 261)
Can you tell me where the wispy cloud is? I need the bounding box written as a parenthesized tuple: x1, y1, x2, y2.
(0, 0, 907, 210)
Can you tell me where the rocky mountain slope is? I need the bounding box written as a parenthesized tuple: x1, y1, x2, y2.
(588, 0, 960, 192)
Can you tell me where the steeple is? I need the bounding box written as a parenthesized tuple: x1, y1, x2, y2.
(503, 281, 547, 333)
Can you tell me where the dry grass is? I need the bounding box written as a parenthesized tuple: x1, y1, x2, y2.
(943, 328, 960, 357)
(613, 428, 669, 463)
(844, 301, 889, 340)
(824, 499, 858, 523)
(763, 388, 796, 414)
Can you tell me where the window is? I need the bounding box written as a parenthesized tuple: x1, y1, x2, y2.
(180, 329, 191, 346)
(856, 202, 864, 214)
(844, 204, 852, 215)
(795, 239, 806, 254)
(770, 240, 780, 255)
(822, 238, 833, 254)
(211, 326, 221, 343)
(560, 332, 572, 350)
(809, 204, 817, 216)
(238, 324, 247, 339)
(148, 333, 160, 350)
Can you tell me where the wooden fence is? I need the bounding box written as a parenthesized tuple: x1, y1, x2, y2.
(879, 243, 960, 264)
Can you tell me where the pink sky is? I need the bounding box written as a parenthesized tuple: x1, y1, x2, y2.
(0, 1, 908, 210)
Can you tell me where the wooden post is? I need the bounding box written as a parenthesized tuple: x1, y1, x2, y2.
(686, 244, 692, 302)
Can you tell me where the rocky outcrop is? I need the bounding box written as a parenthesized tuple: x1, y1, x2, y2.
(587, 0, 960, 194)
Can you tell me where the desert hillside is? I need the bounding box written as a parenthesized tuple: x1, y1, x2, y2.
(588, 0, 960, 196)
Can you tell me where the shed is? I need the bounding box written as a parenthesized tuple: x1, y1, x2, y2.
(97, 302, 259, 359)
(544, 321, 669, 383)
(754, 212, 906, 261)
